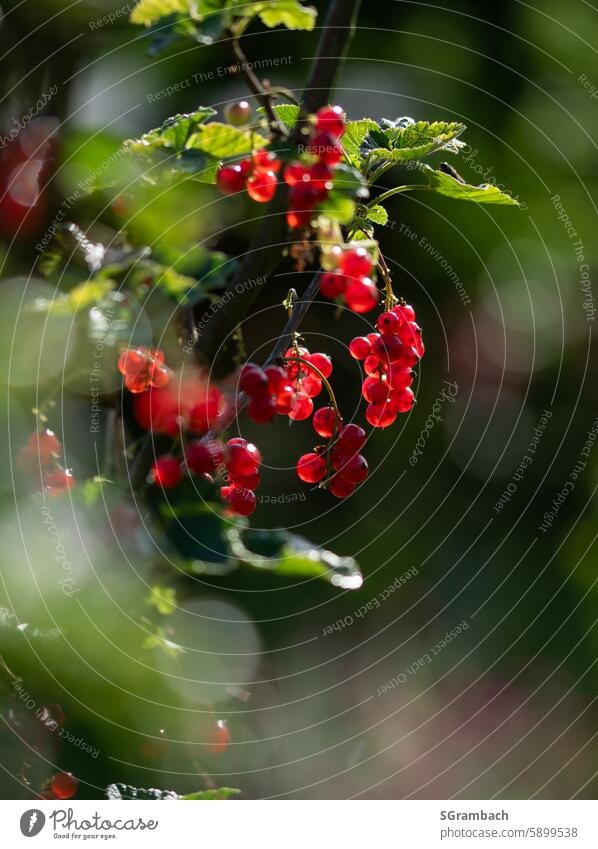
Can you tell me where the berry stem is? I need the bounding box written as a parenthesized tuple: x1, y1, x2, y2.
(229, 28, 287, 137)
(282, 355, 341, 422)
(368, 183, 430, 208)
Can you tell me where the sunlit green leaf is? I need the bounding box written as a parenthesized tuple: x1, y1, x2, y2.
(425, 165, 520, 205)
(146, 584, 177, 615)
(365, 120, 466, 164)
(188, 122, 267, 159)
(245, 0, 317, 30)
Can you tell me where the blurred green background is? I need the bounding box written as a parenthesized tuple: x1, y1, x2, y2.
(0, 0, 596, 799)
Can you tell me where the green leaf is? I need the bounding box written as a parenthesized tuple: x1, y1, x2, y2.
(38, 278, 115, 315)
(152, 266, 203, 304)
(126, 109, 216, 155)
(258, 103, 300, 129)
(131, 0, 194, 26)
(365, 204, 388, 226)
(146, 584, 177, 615)
(188, 122, 267, 159)
(425, 165, 520, 205)
(232, 529, 363, 589)
(242, 0, 316, 29)
(317, 190, 355, 225)
(365, 120, 466, 164)
(342, 118, 378, 168)
(182, 788, 240, 800)
(106, 783, 180, 800)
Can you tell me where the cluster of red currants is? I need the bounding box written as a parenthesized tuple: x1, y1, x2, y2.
(319, 244, 379, 314)
(133, 371, 226, 436)
(117, 346, 172, 393)
(349, 302, 424, 428)
(297, 422, 368, 499)
(284, 105, 345, 229)
(151, 436, 262, 517)
(239, 348, 332, 424)
(216, 148, 281, 203)
(17, 429, 74, 495)
(40, 771, 78, 800)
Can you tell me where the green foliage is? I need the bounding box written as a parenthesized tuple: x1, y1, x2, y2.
(363, 118, 466, 165)
(146, 585, 177, 615)
(106, 782, 239, 799)
(342, 118, 378, 168)
(242, 0, 316, 30)
(188, 122, 268, 159)
(423, 164, 520, 205)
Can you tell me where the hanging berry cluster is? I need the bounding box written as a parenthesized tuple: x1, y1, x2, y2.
(320, 243, 379, 314)
(117, 346, 172, 393)
(216, 149, 280, 203)
(17, 430, 74, 495)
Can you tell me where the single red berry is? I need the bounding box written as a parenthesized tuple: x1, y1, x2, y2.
(389, 386, 415, 413)
(349, 336, 373, 360)
(30, 430, 62, 464)
(264, 365, 288, 395)
(117, 347, 147, 376)
(216, 164, 245, 195)
(337, 423, 366, 453)
(320, 271, 347, 299)
(345, 278, 379, 313)
(362, 376, 390, 403)
(339, 247, 373, 280)
(125, 372, 149, 393)
(315, 105, 346, 138)
(45, 469, 75, 494)
(328, 475, 355, 498)
(205, 719, 231, 754)
(224, 100, 252, 126)
(283, 162, 310, 186)
(151, 454, 182, 488)
(225, 441, 261, 476)
(247, 395, 277, 423)
(50, 772, 78, 800)
(313, 406, 342, 438)
(373, 333, 406, 365)
(289, 393, 313, 421)
(307, 132, 342, 165)
(246, 169, 277, 203)
(148, 362, 171, 389)
(239, 363, 268, 396)
(305, 352, 332, 378)
(296, 452, 327, 483)
(189, 387, 224, 432)
(252, 148, 280, 172)
(275, 385, 294, 414)
(393, 303, 416, 323)
(223, 486, 256, 517)
(339, 453, 369, 485)
(238, 158, 252, 178)
(364, 354, 385, 377)
(231, 471, 260, 490)
(387, 365, 414, 390)
(186, 440, 223, 475)
(376, 311, 401, 335)
(366, 402, 397, 428)
(301, 373, 322, 398)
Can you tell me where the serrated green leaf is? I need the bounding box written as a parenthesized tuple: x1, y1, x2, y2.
(365, 204, 388, 226)
(106, 783, 180, 800)
(365, 120, 466, 165)
(425, 166, 519, 205)
(126, 109, 216, 155)
(130, 0, 189, 26)
(342, 118, 378, 168)
(182, 787, 240, 800)
(258, 103, 300, 129)
(242, 0, 316, 29)
(39, 278, 115, 315)
(188, 122, 267, 159)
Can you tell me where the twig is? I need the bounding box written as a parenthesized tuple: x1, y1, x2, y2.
(230, 34, 286, 136)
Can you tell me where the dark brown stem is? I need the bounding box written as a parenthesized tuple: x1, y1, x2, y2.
(230, 35, 286, 136)
(195, 0, 363, 368)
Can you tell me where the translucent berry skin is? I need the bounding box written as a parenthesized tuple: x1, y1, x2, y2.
(320, 271, 346, 299)
(289, 393, 313, 421)
(313, 406, 342, 438)
(307, 132, 342, 165)
(389, 386, 415, 413)
(247, 395, 277, 423)
(305, 352, 332, 378)
(373, 333, 406, 365)
(339, 453, 369, 485)
(345, 278, 379, 313)
(264, 365, 288, 395)
(366, 402, 397, 429)
(216, 165, 245, 195)
(50, 772, 78, 800)
(117, 347, 146, 376)
(387, 365, 413, 390)
(148, 363, 171, 389)
(376, 311, 401, 334)
(151, 455, 182, 488)
(231, 471, 260, 490)
(252, 149, 281, 173)
(339, 247, 373, 280)
(301, 374, 322, 398)
(364, 355, 385, 377)
(186, 440, 223, 475)
(393, 303, 416, 323)
(362, 376, 390, 403)
(223, 486, 256, 517)
(225, 441, 261, 476)
(45, 469, 75, 494)
(205, 719, 231, 755)
(246, 170, 277, 203)
(329, 475, 355, 498)
(315, 105, 346, 138)
(297, 452, 327, 483)
(239, 363, 268, 395)
(349, 336, 373, 360)
(275, 385, 294, 415)
(337, 423, 367, 454)
(224, 100, 252, 126)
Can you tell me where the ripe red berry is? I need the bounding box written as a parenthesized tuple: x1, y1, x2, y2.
(296, 452, 327, 483)
(301, 373, 322, 398)
(50, 772, 78, 800)
(315, 105, 346, 138)
(216, 164, 245, 195)
(28, 430, 61, 464)
(275, 385, 294, 414)
(393, 303, 416, 323)
(264, 365, 287, 394)
(373, 333, 406, 365)
(225, 441, 261, 476)
(185, 440, 223, 475)
(308, 162, 333, 199)
(389, 386, 415, 413)
(345, 278, 379, 313)
(231, 471, 261, 490)
(336, 423, 366, 453)
(307, 132, 342, 165)
(387, 365, 413, 390)
(205, 719, 231, 754)
(349, 336, 373, 360)
(252, 148, 280, 172)
(320, 271, 346, 299)
(224, 100, 252, 126)
(246, 169, 277, 203)
(365, 402, 397, 429)
(364, 354, 385, 377)
(289, 393, 313, 421)
(283, 162, 309, 185)
(313, 406, 342, 438)
(362, 376, 390, 403)
(247, 395, 277, 423)
(305, 352, 332, 378)
(339, 247, 373, 280)
(239, 363, 268, 395)
(376, 311, 401, 334)
(328, 475, 355, 498)
(151, 454, 182, 488)
(148, 362, 171, 389)
(222, 486, 256, 517)
(338, 453, 369, 484)
(117, 347, 146, 376)
(45, 469, 75, 494)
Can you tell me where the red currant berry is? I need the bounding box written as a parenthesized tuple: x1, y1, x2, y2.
(264, 365, 288, 394)
(239, 363, 268, 396)
(50, 772, 78, 800)
(308, 162, 332, 198)
(389, 386, 415, 413)
(205, 719, 231, 754)
(339, 247, 373, 280)
(289, 392, 313, 421)
(296, 452, 327, 483)
(313, 406, 342, 438)
(393, 303, 416, 323)
(151, 454, 182, 488)
(336, 423, 366, 453)
(125, 372, 149, 393)
(349, 336, 372, 360)
(315, 105, 346, 138)
(328, 475, 355, 498)
(301, 374, 322, 398)
(117, 347, 147, 376)
(189, 387, 224, 432)
(345, 278, 379, 313)
(387, 365, 414, 390)
(246, 170, 277, 203)
(225, 441, 261, 476)
(186, 440, 223, 475)
(305, 352, 332, 378)
(307, 132, 342, 165)
(45, 469, 75, 494)
(252, 148, 281, 173)
(247, 395, 277, 423)
(320, 271, 346, 299)
(148, 362, 171, 389)
(365, 402, 397, 428)
(30, 430, 62, 463)
(275, 385, 294, 415)
(362, 376, 390, 403)
(339, 453, 369, 485)
(216, 164, 245, 195)
(224, 100, 252, 126)
(364, 354, 385, 377)
(376, 311, 401, 335)
(283, 162, 310, 186)
(373, 333, 406, 365)
(231, 471, 261, 490)
(223, 486, 256, 517)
